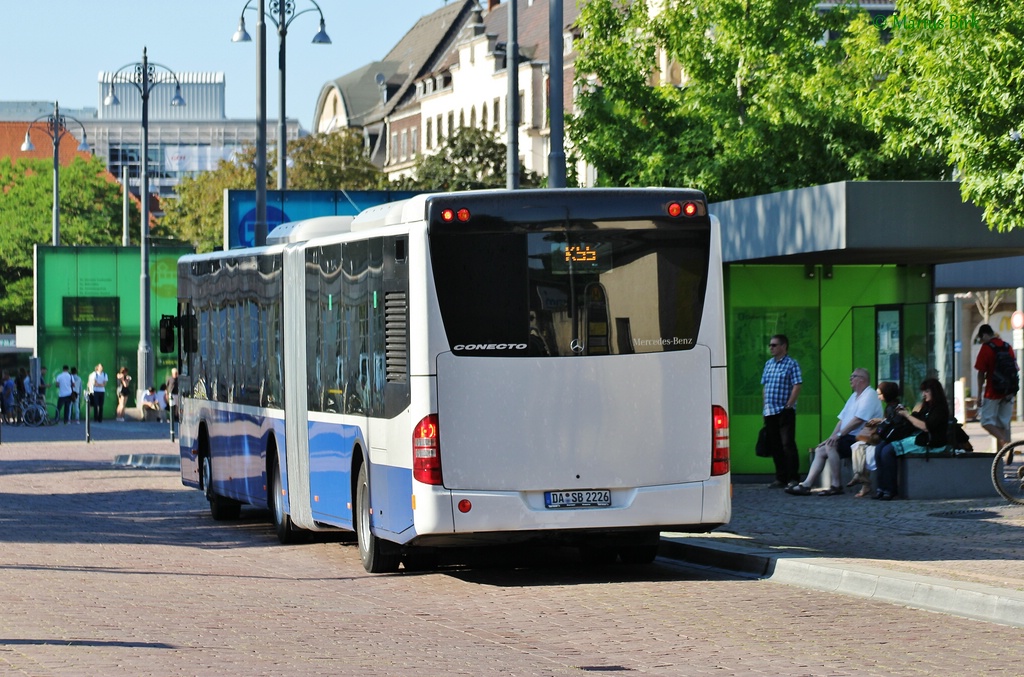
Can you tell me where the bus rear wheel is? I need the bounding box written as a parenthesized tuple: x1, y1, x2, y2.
(202, 454, 241, 521)
(355, 463, 401, 573)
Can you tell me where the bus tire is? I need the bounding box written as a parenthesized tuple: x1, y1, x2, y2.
(355, 463, 400, 573)
(202, 454, 241, 521)
(270, 459, 300, 544)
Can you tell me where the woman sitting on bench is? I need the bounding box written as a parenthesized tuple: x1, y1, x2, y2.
(873, 378, 949, 501)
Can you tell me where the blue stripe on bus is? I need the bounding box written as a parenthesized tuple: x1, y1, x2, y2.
(306, 419, 414, 539)
(308, 419, 359, 527)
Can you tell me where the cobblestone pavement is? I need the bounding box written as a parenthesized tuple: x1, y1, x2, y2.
(1, 424, 1023, 675)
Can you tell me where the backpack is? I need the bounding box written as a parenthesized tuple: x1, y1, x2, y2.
(987, 341, 1020, 397)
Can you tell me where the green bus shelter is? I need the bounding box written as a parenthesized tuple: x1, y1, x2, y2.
(34, 244, 193, 420)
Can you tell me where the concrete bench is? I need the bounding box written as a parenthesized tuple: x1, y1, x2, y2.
(808, 447, 995, 500)
(897, 452, 995, 499)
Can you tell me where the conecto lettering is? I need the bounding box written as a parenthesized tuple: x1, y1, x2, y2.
(453, 343, 528, 351)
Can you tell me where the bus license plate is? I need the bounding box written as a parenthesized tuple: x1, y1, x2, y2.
(544, 490, 611, 509)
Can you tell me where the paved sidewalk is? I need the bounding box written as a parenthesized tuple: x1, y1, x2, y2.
(665, 420, 1024, 628)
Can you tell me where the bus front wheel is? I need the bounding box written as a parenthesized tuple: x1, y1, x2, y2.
(355, 463, 401, 573)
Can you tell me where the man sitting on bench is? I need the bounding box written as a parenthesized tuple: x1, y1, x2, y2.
(141, 387, 163, 422)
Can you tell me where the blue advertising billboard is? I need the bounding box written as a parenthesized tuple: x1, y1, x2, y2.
(224, 189, 421, 249)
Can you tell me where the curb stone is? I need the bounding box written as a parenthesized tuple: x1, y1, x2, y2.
(659, 534, 1024, 629)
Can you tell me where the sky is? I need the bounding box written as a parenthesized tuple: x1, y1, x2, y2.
(0, 0, 454, 131)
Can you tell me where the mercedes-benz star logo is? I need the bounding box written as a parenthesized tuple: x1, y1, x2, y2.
(570, 339, 584, 354)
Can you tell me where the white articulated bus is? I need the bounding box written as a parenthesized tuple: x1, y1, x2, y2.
(173, 188, 730, 572)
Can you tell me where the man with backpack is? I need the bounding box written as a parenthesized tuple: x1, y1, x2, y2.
(975, 323, 1019, 451)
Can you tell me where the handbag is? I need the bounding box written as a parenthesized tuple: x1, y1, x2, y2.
(755, 426, 772, 457)
(856, 421, 880, 446)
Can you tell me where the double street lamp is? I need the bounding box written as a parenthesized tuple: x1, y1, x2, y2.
(20, 101, 91, 246)
(233, 0, 330, 246)
(104, 47, 185, 401)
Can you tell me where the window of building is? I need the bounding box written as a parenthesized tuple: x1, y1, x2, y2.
(425, 118, 433, 149)
(493, 98, 501, 131)
(411, 128, 419, 157)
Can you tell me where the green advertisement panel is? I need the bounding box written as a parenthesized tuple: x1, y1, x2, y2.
(35, 245, 193, 420)
(727, 263, 934, 476)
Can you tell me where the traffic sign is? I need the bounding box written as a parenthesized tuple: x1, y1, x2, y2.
(1012, 310, 1024, 330)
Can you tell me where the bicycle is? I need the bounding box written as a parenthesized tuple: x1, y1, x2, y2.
(991, 440, 1024, 505)
(20, 395, 59, 427)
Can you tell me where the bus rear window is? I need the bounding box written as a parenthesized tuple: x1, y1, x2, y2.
(429, 225, 711, 357)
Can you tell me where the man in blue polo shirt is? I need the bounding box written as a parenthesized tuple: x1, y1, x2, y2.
(761, 334, 803, 488)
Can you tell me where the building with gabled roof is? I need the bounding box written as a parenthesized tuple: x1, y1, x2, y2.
(313, 0, 478, 168)
(313, 0, 581, 180)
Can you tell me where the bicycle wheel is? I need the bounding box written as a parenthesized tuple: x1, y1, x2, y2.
(47, 403, 61, 425)
(991, 440, 1024, 505)
(22, 404, 44, 427)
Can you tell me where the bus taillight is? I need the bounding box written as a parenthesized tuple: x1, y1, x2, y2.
(667, 201, 700, 218)
(413, 414, 442, 485)
(440, 208, 472, 223)
(711, 405, 730, 476)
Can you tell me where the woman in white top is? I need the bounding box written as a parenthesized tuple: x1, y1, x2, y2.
(87, 364, 108, 423)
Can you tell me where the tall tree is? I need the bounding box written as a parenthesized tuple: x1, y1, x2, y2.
(569, 0, 946, 200)
(882, 0, 1024, 231)
(160, 146, 258, 253)
(287, 128, 386, 190)
(397, 127, 541, 191)
(0, 156, 132, 332)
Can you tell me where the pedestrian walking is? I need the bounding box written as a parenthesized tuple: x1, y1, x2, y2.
(975, 323, 1018, 451)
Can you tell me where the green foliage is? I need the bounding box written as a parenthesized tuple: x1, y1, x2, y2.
(287, 129, 387, 190)
(397, 127, 541, 191)
(884, 0, 1024, 231)
(0, 155, 133, 331)
(569, 0, 948, 201)
(160, 146, 257, 253)
(162, 131, 388, 252)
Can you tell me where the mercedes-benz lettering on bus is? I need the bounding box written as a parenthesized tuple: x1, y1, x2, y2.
(173, 189, 730, 573)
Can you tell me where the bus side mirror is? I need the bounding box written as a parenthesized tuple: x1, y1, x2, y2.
(159, 315, 176, 353)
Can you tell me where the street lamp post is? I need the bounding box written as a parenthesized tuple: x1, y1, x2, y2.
(20, 101, 91, 246)
(104, 47, 185, 404)
(233, 0, 330, 244)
